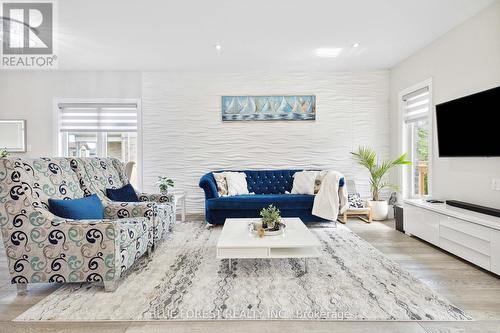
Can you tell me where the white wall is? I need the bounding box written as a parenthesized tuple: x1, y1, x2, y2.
(390, 2, 500, 208)
(0, 70, 389, 214)
(142, 71, 390, 213)
(0, 72, 142, 157)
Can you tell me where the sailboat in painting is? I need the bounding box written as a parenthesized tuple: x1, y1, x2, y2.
(240, 97, 256, 113)
(224, 97, 241, 114)
(277, 97, 293, 113)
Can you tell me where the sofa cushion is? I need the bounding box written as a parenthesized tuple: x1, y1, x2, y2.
(291, 171, 318, 195)
(79, 157, 127, 195)
(244, 170, 296, 194)
(225, 172, 249, 196)
(348, 193, 365, 208)
(106, 183, 140, 202)
(17, 158, 88, 207)
(212, 172, 228, 196)
(48, 194, 104, 220)
(206, 194, 314, 210)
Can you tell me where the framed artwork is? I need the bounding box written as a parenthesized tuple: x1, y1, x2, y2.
(222, 95, 316, 121)
(0, 119, 26, 152)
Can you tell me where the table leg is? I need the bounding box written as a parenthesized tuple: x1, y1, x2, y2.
(228, 258, 232, 271)
(304, 258, 308, 274)
(17, 283, 27, 296)
(181, 196, 186, 222)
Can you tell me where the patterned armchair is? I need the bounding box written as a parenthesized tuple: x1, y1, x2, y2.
(0, 158, 152, 293)
(73, 157, 176, 244)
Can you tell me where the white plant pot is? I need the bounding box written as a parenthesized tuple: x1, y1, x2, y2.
(368, 200, 389, 221)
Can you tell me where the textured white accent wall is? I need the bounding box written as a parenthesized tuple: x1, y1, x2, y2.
(142, 72, 389, 214)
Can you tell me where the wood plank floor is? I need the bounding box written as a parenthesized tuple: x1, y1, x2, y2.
(0, 216, 499, 333)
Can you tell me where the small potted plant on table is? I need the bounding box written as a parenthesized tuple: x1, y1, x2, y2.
(250, 205, 285, 237)
(351, 147, 411, 220)
(260, 204, 282, 231)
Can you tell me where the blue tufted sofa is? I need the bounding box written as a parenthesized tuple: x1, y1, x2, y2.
(199, 170, 345, 225)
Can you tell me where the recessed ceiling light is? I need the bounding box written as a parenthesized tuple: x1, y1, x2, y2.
(214, 43, 222, 52)
(314, 48, 342, 58)
(352, 42, 360, 48)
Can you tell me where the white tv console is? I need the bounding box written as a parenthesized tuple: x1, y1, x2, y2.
(403, 199, 500, 275)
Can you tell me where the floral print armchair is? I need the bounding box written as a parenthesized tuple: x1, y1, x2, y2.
(0, 157, 175, 293)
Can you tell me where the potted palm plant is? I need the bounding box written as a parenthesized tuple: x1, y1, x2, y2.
(351, 147, 411, 220)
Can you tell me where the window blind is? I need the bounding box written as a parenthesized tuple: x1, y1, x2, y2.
(403, 86, 430, 123)
(58, 102, 138, 132)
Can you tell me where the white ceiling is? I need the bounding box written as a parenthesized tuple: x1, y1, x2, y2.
(54, 0, 495, 71)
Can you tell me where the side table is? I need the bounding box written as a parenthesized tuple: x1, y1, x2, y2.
(170, 190, 186, 222)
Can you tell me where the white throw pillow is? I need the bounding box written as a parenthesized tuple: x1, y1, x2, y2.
(224, 172, 249, 196)
(291, 171, 319, 195)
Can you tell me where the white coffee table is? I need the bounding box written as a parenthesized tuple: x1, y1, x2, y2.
(216, 217, 322, 273)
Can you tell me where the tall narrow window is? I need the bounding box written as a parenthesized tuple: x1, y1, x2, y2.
(57, 101, 139, 187)
(402, 85, 431, 198)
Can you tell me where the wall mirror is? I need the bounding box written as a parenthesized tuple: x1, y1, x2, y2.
(0, 120, 26, 152)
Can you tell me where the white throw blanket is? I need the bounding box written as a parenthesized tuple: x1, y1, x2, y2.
(312, 170, 348, 221)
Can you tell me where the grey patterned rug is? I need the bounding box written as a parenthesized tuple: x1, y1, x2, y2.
(16, 221, 470, 321)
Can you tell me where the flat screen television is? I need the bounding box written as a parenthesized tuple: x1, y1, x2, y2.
(436, 85, 500, 157)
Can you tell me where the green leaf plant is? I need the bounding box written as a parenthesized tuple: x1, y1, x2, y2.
(156, 176, 175, 193)
(0, 149, 9, 158)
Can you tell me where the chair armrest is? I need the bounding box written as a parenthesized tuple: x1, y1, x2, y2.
(199, 173, 219, 199)
(361, 198, 371, 206)
(112, 217, 151, 247)
(50, 219, 120, 281)
(4, 210, 120, 284)
(103, 201, 156, 220)
(136, 192, 174, 204)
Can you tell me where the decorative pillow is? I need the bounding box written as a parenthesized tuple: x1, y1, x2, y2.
(292, 171, 319, 195)
(314, 179, 322, 194)
(224, 172, 249, 196)
(314, 171, 327, 194)
(213, 172, 228, 196)
(48, 194, 104, 220)
(348, 193, 365, 208)
(106, 183, 139, 202)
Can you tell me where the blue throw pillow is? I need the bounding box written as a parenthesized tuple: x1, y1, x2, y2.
(106, 183, 139, 202)
(48, 194, 104, 220)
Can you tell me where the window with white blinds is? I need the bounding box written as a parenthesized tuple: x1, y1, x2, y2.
(56, 100, 140, 187)
(401, 83, 431, 198)
(58, 102, 138, 132)
(402, 86, 430, 123)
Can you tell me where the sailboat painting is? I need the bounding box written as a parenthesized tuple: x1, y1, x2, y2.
(221, 95, 316, 121)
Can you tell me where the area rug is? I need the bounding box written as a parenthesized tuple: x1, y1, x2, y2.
(15, 221, 470, 321)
